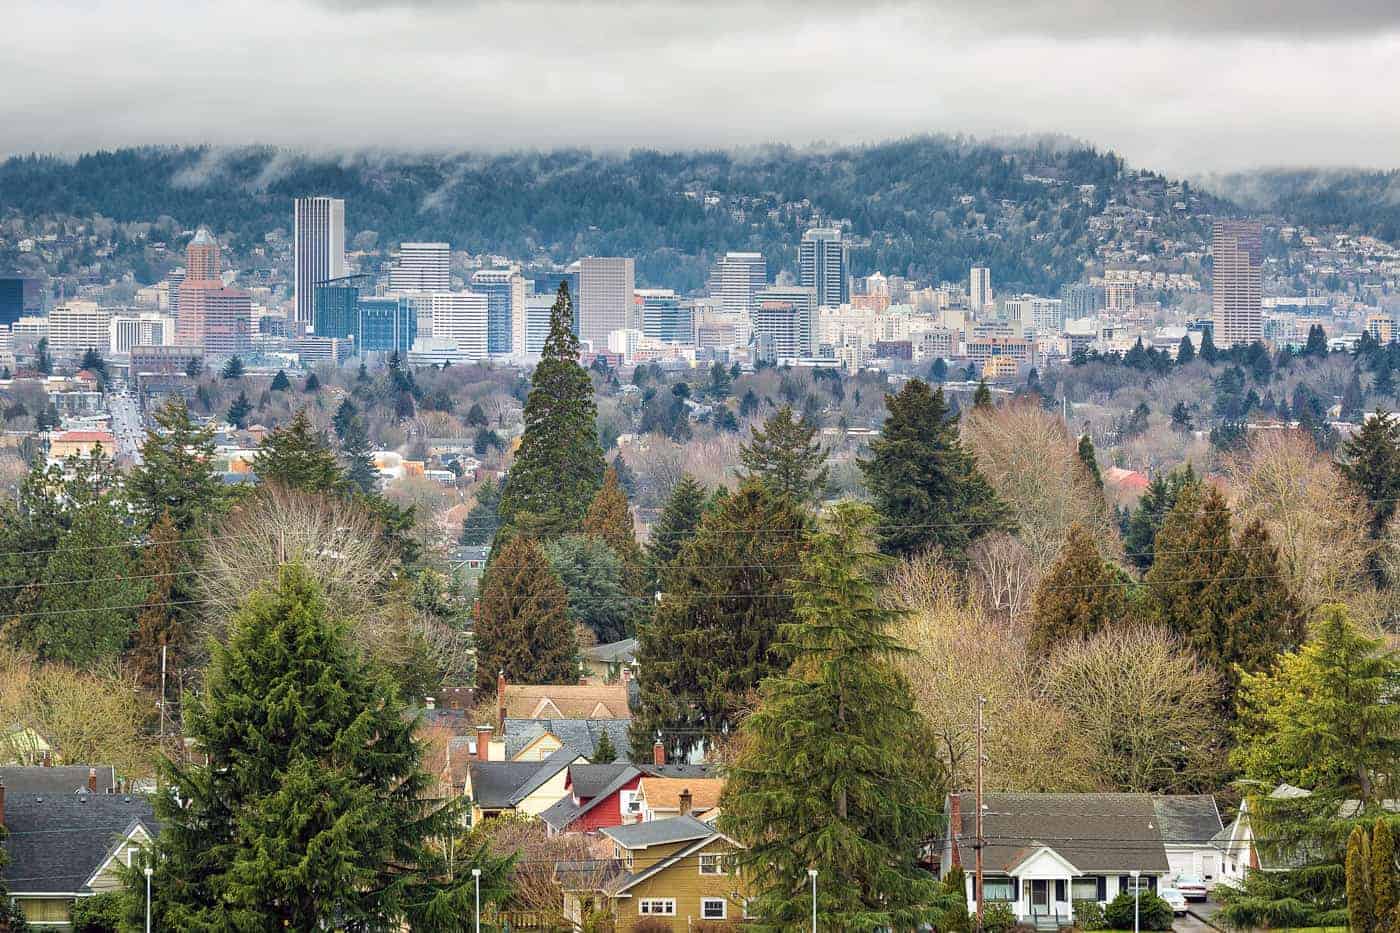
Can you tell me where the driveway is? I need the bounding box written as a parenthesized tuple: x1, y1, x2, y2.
(1175, 898, 1222, 933)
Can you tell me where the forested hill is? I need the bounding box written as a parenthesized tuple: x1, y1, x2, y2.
(1202, 167, 1400, 244)
(0, 137, 1227, 292)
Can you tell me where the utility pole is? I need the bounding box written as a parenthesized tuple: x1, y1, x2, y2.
(158, 643, 167, 740)
(975, 694, 986, 933)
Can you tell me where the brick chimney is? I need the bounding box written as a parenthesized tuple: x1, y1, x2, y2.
(948, 792, 962, 867)
(652, 739, 666, 767)
(88, 767, 98, 794)
(496, 670, 507, 733)
(678, 787, 693, 816)
(476, 726, 493, 762)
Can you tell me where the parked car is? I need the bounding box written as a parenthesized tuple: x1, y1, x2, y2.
(1174, 875, 1208, 901)
(1159, 887, 1189, 915)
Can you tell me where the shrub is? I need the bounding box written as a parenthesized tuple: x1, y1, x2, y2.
(1104, 890, 1173, 931)
(70, 891, 127, 932)
(1073, 899, 1107, 931)
(632, 920, 674, 933)
(983, 901, 1018, 933)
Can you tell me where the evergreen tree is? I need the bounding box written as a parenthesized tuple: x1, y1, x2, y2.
(339, 412, 379, 495)
(253, 410, 344, 493)
(465, 402, 488, 427)
(631, 482, 807, 761)
(1340, 410, 1400, 538)
(80, 347, 107, 380)
(1027, 523, 1128, 656)
(184, 356, 203, 379)
(1199, 327, 1219, 364)
(1171, 401, 1194, 431)
(221, 355, 245, 379)
(226, 390, 253, 429)
(139, 563, 511, 930)
(1176, 334, 1196, 364)
(930, 357, 949, 382)
(645, 474, 707, 589)
(1123, 466, 1198, 570)
(475, 535, 577, 692)
(707, 360, 732, 399)
(1306, 323, 1330, 357)
(972, 378, 993, 409)
(1349, 826, 1375, 933)
(858, 379, 1012, 558)
(544, 534, 636, 644)
(1343, 372, 1366, 421)
(592, 729, 618, 764)
(303, 371, 320, 392)
(128, 397, 226, 533)
(1373, 819, 1398, 930)
(459, 478, 502, 547)
(35, 336, 52, 375)
(497, 284, 605, 540)
(581, 466, 646, 595)
(739, 406, 828, 507)
(739, 388, 759, 418)
(269, 368, 291, 392)
(128, 510, 198, 691)
(332, 397, 357, 440)
(1077, 434, 1103, 488)
(720, 502, 947, 931)
(610, 454, 637, 498)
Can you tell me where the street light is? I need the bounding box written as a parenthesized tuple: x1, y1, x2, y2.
(472, 867, 482, 933)
(808, 868, 818, 933)
(144, 866, 153, 933)
(1129, 870, 1141, 933)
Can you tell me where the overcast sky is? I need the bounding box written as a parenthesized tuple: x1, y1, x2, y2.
(5, 0, 1400, 173)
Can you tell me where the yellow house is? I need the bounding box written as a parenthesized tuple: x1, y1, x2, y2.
(559, 814, 751, 931)
(633, 777, 725, 823)
(462, 747, 584, 825)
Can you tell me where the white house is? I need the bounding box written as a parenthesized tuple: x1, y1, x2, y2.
(1152, 795, 1226, 885)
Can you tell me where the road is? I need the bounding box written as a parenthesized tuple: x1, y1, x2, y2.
(108, 385, 145, 466)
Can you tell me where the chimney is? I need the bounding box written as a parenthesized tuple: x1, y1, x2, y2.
(88, 768, 98, 794)
(425, 695, 436, 711)
(678, 787, 693, 816)
(948, 792, 962, 867)
(652, 739, 666, 767)
(476, 726, 493, 762)
(0, 781, 6, 827)
(496, 670, 507, 733)
(621, 667, 632, 685)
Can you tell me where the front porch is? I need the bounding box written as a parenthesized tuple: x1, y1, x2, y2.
(966, 846, 1160, 930)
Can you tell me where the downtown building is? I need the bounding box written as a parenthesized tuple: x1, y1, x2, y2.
(708, 251, 767, 316)
(1211, 220, 1264, 348)
(389, 242, 451, 292)
(176, 229, 252, 355)
(470, 268, 526, 356)
(0, 276, 43, 327)
(576, 257, 635, 350)
(752, 286, 817, 362)
(970, 267, 993, 313)
(427, 291, 489, 360)
(799, 228, 849, 308)
(636, 289, 695, 345)
(47, 301, 112, 359)
(294, 196, 346, 328)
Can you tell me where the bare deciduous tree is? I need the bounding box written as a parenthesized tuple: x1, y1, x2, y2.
(968, 532, 1040, 627)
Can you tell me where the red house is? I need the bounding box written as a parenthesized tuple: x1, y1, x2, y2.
(540, 756, 716, 836)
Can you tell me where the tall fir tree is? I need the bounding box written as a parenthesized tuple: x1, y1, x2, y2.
(459, 478, 502, 547)
(128, 397, 226, 533)
(720, 502, 948, 931)
(1343, 372, 1366, 421)
(1077, 434, 1104, 488)
(339, 412, 379, 495)
(474, 535, 577, 692)
(858, 379, 1012, 558)
(738, 406, 828, 506)
(497, 283, 605, 541)
(332, 397, 358, 441)
(1340, 409, 1400, 538)
(128, 510, 198, 690)
(972, 378, 993, 409)
(1122, 465, 1198, 570)
(645, 474, 707, 590)
(269, 368, 291, 392)
(1306, 323, 1330, 357)
(631, 482, 807, 761)
(592, 729, 618, 764)
(1349, 827, 1376, 933)
(253, 409, 345, 493)
(581, 466, 647, 596)
(1177, 334, 1196, 364)
(544, 534, 636, 644)
(227, 390, 253, 429)
(138, 563, 512, 929)
(1373, 819, 1398, 930)
(221, 355, 245, 379)
(1027, 523, 1128, 656)
(1199, 327, 1219, 363)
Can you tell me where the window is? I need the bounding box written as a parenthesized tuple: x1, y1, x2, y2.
(639, 899, 676, 916)
(699, 853, 727, 876)
(1072, 877, 1104, 902)
(1054, 880, 1067, 902)
(621, 790, 642, 814)
(702, 898, 727, 920)
(982, 877, 1015, 902)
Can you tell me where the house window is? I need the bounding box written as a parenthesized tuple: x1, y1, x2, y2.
(1072, 877, 1104, 902)
(702, 898, 727, 920)
(639, 899, 676, 916)
(982, 877, 1015, 902)
(699, 853, 727, 876)
(1055, 880, 1067, 902)
(621, 790, 642, 815)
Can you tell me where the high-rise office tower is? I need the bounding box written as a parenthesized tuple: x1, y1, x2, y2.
(186, 228, 221, 281)
(313, 275, 368, 341)
(524, 294, 554, 355)
(636, 289, 695, 344)
(389, 242, 451, 292)
(576, 257, 635, 349)
(429, 291, 489, 360)
(970, 267, 992, 312)
(471, 268, 526, 355)
(1212, 220, 1263, 348)
(708, 252, 767, 316)
(799, 228, 849, 308)
(47, 301, 112, 358)
(357, 296, 417, 355)
(294, 197, 346, 327)
(0, 275, 42, 328)
(177, 230, 252, 354)
(752, 286, 816, 362)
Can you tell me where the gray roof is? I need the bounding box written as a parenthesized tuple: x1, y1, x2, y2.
(1151, 795, 1223, 845)
(602, 814, 715, 850)
(467, 748, 579, 809)
(584, 638, 637, 664)
(949, 793, 1171, 874)
(502, 718, 632, 761)
(0, 766, 116, 796)
(569, 763, 635, 799)
(539, 762, 720, 833)
(1, 792, 157, 894)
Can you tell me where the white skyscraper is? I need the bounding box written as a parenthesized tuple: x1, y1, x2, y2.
(709, 251, 767, 316)
(294, 196, 346, 328)
(799, 228, 849, 308)
(577, 257, 635, 349)
(970, 267, 992, 312)
(429, 291, 489, 360)
(389, 242, 451, 292)
(752, 286, 816, 362)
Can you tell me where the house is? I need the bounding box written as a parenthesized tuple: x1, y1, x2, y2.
(495, 675, 631, 730)
(634, 777, 725, 823)
(582, 638, 638, 684)
(939, 793, 1173, 929)
(501, 718, 632, 762)
(557, 815, 750, 931)
(1, 726, 54, 766)
(0, 766, 117, 796)
(1, 789, 157, 929)
(1151, 794, 1225, 884)
(540, 759, 717, 836)
(463, 747, 584, 825)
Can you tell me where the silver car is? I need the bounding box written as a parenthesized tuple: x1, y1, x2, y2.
(1158, 887, 1188, 915)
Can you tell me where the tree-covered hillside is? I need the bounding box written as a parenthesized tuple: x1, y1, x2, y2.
(1206, 168, 1400, 243)
(0, 137, 1219, 292)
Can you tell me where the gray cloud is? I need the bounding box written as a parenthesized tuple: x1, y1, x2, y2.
(2, 0, 1400, 172)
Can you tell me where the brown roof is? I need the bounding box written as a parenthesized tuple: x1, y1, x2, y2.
(637, 777, 725, 813)
(500, 684, 630, 720)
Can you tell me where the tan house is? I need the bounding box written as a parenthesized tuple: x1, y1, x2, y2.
(633, 777, 725, 823)
(495, 674, 631, 730)
(581, 638, 637, 685)
(558, 814, 750, 931)
(48, 430, 116, 462)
